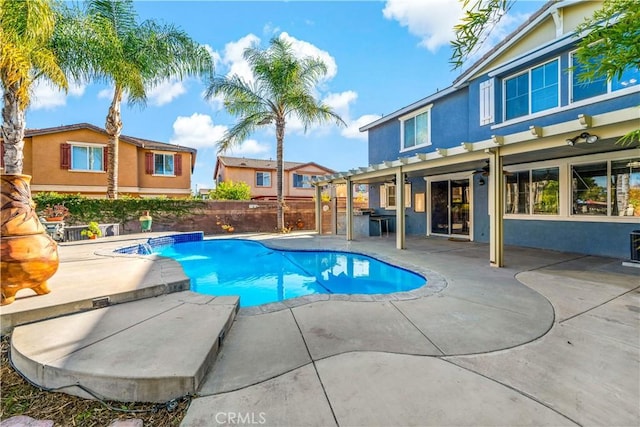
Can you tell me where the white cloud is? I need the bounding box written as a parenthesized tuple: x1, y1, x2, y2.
(323, 90, 358, 117)
(147, 79, 186, 106)
(221, 34, 261, 82)
(342, 114, 382, 140)
(97, 88, 113, 100)
(227, 138, 271, 157)
(29, 79, 86, 110)
(383, 0, 464, 52)
(278, 32, 337, 81)
(263, 23, 280, 36)
(170, 113, 228, 148)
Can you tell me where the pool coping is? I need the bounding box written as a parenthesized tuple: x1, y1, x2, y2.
(104, 232, 448, 315)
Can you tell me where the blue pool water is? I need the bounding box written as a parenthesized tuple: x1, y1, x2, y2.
(155, 239, 425, 307)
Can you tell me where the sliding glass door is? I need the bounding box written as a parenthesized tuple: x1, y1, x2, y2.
(430, 179, 470, 237)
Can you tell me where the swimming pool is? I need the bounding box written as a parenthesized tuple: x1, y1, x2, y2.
(154, 239, 426, 307)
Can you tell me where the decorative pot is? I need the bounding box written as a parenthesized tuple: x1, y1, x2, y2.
(1, 174, 59, 305)
(296, 220, 304, 229)
(46, 216, 64, 222)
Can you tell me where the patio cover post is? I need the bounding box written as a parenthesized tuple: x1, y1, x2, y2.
(488, 149, 504, 267)
(396, 169, 406, 249)
(330, 184, 338, 235)
(315, 184, 322, 233)
(346, 178, 353, 241)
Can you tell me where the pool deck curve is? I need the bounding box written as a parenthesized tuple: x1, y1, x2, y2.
(1, 232, 638, 426)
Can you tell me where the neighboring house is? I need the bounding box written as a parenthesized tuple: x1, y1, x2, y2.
(315, 0, 639, 261)
(0, 123, 196, 198)
(214, 156, 335, 200)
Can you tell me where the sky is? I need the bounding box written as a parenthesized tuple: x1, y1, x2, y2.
(25, 0, 547, 192)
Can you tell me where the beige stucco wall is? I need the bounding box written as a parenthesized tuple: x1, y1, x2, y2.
(221, 163, 332, 199)
(563, 1, 601, 34)
(23, 128, 191, 197)
(30, 129, 110, 188)
(137, 149, 192, 195)
(469, 2, 602, 81)
(288, 164, 332, 198)
(222, 166, 275, 198)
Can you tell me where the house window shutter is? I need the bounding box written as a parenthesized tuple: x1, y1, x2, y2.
(145, 152, 154, 174)
(174, 153, 182, 176)
(380, 185, 387, 208)
(479, 79, 495, 125)
(60, 143, 71, 169)
(103, 146, 108, 171)
(404, 183, 412, 208)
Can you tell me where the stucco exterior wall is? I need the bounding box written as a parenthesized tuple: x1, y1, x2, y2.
(20, 128, 192, 197)
(30, 129, 109, 187)
(220, 164, 331, 199)
(136, 149, 191, 195)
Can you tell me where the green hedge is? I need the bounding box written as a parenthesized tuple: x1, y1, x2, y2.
(32, 193, 204, 226)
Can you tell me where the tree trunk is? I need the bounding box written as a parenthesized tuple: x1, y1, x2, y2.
(1, 86, 26, 175)
(276, 118, 285, 231)
(105, 86, 123, 199)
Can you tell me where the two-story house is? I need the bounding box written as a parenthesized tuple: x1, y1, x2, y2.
(214, 156, 335, 200)
(0, 123, 197, 198)
(314, 0, 639, 264)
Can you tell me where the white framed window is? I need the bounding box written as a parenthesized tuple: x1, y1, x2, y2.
(293, 173, 317, 188)
(154, 153, 174, 176)
(256, 171, 271, 187)
(572, 158, 639, 217)
(505, 167, 560, 215)
(400, 104, 432, 152)
(71, 143, 104, 172)
(503, 58, 559, 121)
(479, 79, 495, 125)
(380, 183, 411, 209)
(569, 51, 639, 103)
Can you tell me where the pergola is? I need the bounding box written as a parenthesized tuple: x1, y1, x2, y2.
(313, 107, 639, 267)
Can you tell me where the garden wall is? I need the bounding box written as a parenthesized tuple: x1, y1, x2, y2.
(121, 200, 319, 235)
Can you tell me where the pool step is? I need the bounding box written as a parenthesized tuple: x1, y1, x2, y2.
(10, 292, 239, 403)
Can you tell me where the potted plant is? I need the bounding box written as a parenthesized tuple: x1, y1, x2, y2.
(41, 204, 69, 222)
(81, 222, 102, 239)
(139, 210, 152, 232)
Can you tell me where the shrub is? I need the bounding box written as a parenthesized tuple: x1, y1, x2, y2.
(209, 181, 251, 200)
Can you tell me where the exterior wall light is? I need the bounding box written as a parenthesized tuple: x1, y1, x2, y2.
(566, 132, 599, 146)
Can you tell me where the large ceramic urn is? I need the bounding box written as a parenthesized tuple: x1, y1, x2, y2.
(1, 174, 58, 305)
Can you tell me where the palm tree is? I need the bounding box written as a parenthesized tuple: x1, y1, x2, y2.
(65, 0, 214, 198)
(1, 0, 68, 174)
(205, 37, 345, 231)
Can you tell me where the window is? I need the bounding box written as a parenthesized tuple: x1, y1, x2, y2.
(401, 105, 431, 150)
(71, 144, 104, 171)
(293, 173, 316, 188)
(570, 52, 639, 102)
(154, 153, 174, 176)
(572, 158, 640, 217)
(256, 171, 271, 187)
(506, 167, 559, 215)
(504, 59, 559, 120)
(505, 171, 530, 214)
(380, 183, 411, 209)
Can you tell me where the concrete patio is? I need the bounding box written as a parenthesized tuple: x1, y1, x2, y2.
(1, 232, 638, 426)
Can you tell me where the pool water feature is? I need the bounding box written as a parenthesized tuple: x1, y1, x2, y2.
(154, 239, 426, 307)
